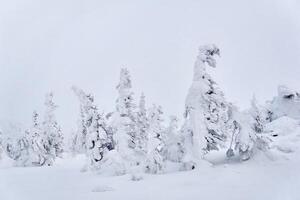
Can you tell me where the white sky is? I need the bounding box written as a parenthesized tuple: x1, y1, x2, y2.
(1, 0, 300, 133)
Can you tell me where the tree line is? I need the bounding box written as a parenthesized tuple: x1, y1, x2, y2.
(1, 44, 297, 175)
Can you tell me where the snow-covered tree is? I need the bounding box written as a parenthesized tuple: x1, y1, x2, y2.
(15, 137, 31, 166)
(163, 116, 185, 163)
(226, 107, 255, 161)
(115, 68, 137, 150)
(4, 137, 17, 161)
(43, 92, 64, 159)
(227, 103, 270, 161)
(183, 44, 231, 157)
(85, 104, 110, 169)
(28, 110, 54, 166)
(29, 111, 52, 166)
(72, 86, 89, 153)
(111, 68, 138, 166)
(135, 93, 149, 156)
(145, 105, 165, 174)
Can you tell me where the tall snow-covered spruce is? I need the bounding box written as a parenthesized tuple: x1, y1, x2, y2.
(135, 93, 149, 157)
(72, 86, 90, 153)
(183, 44, 231, 158)
(111, 68, 138, 167)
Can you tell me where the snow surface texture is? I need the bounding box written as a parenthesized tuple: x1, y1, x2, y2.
(1, 149, 300, 200)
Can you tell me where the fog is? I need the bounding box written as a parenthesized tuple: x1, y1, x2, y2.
(1, 0, 299, 133)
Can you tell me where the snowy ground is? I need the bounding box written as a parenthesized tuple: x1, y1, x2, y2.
(1, 151, 300, 200)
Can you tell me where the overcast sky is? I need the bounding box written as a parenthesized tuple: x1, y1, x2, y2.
(1, 0, 299, 133)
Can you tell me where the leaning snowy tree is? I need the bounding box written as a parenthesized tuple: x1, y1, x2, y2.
(72, 86, 111, 169)
(145, 104, 165, 174)
(183, 44, 232, 158)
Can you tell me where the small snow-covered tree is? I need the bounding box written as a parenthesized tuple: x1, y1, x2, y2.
(27, 111, 46, 166)
(15, 136, 31, 166)
(4, 137, 17, 161)
(27, 110, 55, 166)
(145, 105, 165, 174)
(250, 95, 265, 133)
(249, 96, 271, 151)
(235, 117, 256, 161)
(226, 107, 255, 161)
(184, 44, 231, 157)
(43, 92, 64, 159)
(163, 116, 185, 163)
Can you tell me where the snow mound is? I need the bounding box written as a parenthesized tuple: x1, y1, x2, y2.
(265, 116, 300, 154)
(267, 85, 300, 120)
(265, 116, 300, 137)
(130, 173, 143, 181)
(96, 150, 127, 176)
(0, 153, 15, 169)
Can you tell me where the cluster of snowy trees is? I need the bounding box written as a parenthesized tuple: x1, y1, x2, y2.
(69, 68, 186, 174)
(1, 44, 299, 175)
(0, 93, 63, 166)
